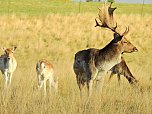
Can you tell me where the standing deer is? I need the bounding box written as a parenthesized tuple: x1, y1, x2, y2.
(109, 57, 139, 87)
(73, 3, 138, 98)
(0, 47, 17, 88)
(36, 59, 58, 96)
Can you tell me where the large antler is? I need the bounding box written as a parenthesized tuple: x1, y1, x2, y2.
(95, 2, 128, 36)
(95, 3, 117, 32)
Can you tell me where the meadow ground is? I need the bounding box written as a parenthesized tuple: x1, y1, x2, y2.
(0, 1, 152, 114)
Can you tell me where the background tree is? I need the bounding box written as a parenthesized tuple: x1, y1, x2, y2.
(86, 0, 93, 2)
(107, 0, 115, 3)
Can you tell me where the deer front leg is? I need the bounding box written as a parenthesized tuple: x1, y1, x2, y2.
(117, 74, 121, 85)
(108, 72, 115, 82)
(95, 71, 106, 94)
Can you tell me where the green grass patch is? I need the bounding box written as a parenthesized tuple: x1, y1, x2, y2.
(0, 0, 152, 16)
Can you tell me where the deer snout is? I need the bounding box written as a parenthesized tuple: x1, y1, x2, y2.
(133, 47, 138, 52)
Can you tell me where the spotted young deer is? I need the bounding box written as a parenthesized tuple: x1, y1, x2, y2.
(109, 57, 139, 87)
(36, 59, 58, 96)
(73, 3, 138, 98)
(0, 47, 17, 88)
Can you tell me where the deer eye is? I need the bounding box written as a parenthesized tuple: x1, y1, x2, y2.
(123, 41, 127, 43)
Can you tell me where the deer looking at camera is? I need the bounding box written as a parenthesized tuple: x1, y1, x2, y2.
(0, 47, 17, 88)
(109, 57, 139, 87)
(73, 3, 138, 98)
(36, 59, 58, 96)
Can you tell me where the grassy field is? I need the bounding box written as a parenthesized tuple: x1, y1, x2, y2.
(0, 1, 152, 114)
(0, 0, 152, 15)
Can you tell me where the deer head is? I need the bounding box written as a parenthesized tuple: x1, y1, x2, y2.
(95, 3, 138, 53)
(2, 47, 17, 60)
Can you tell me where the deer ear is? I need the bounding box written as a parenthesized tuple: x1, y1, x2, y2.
(12, 46, 17, 52)
(113, 33, 122, 42)
(2, 47, 6, 52)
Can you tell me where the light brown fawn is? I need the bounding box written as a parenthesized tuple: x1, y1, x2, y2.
(36, 59, 58, 96)
(0, 47, 17, 88)
(73, 3, 138, 98)
(109, 57, 139, 87)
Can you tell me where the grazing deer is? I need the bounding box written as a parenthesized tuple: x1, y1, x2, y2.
(109, 57, 139, 87)
(36, 59, 58, 96)
(73, 3, 138, 98)
(0, 47, 17, 88)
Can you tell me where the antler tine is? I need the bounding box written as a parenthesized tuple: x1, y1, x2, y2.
(122, 26, 129, 36)
(95, 18, 101, 27)
(108, 2, 117, 16)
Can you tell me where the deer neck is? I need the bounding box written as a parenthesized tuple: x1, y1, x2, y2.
(96, 42, 123, 71)
(102, 41, 122, 60)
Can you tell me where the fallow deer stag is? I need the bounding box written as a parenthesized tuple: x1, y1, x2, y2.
(0, 47, 17, 88)
(36, 59, 58, 96)
(73, 3, 138, 98)
(109, 57, 139, 87)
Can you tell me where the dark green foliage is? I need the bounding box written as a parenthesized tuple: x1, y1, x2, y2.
(108, 0, 115, 3)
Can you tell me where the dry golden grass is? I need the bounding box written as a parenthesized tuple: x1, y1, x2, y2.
(0, 13, 152, 114)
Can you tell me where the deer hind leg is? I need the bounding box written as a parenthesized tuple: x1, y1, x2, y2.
(48, 76, 58, 94)
(53, 80, 58, 94)
(8, 72, 13, 87)
(76, 74, 84, 97)
(3, 70, 8, 88)
(38, 80, 44, 92)
(37, 74, 44, 92)
(86, 80, 93, 99)
(43, 80, 47, 96)
(78, 83, 83, 97)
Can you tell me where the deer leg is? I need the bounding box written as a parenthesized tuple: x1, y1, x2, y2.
(76, 74, 83, 97)
(125, 75, 141, 92)
(37, 75, 42, 91)
(53, 80, 58, 94)
(117, 74, 121, 85)
(9, 72, 13, 86)
(43, 80, 47, 96)
(78, 83, 85, 98)
(49, 77, 58, 94)
(78, 83, 82, 97)
(87, 80, 93, 99)
(124, 74, 135, 85)
(95, 71, 106, 94)
(3, 70, 8, 88)
(48, 77, 52, 90)
(108, 72, 114, 82)
(38, 81, 44, 92)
